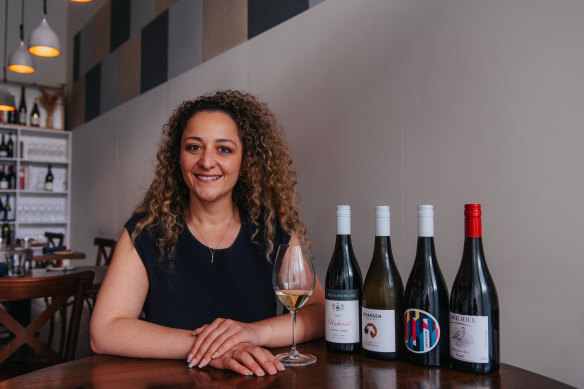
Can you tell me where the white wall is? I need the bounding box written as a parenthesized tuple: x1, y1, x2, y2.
(70, 1, 584, 386)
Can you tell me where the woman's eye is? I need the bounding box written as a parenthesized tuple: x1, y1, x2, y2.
(186, 144, 202, 151)
(218, 146, 232, 153)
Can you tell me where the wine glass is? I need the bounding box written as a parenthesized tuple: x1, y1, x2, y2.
(272, 244, 317, 367)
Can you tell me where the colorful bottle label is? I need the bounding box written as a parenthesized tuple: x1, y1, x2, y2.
(449, 312, 489, 363)
(404, 309, 440, 353)
(325, 289, 360, 343)
(362, 307, 396, 352)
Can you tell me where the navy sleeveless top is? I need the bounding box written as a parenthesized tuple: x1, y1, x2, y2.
(125, 210, 290, 330)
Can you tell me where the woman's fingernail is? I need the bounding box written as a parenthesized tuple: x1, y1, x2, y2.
(188, 362, 194, 368)
(192, 330, 197, 335)
(186, 354, 192, 363)
(211, 353, 218, 359)
(198, 359, 207, 368)
(256, 371, 265, 377)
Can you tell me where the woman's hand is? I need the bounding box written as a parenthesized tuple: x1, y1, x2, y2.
(205, 343, 285, 376)
(186, 318, 267, 368)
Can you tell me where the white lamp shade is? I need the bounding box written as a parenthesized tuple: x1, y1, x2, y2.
(29, 18, 60, 57)
(0, 87, 16, 111)
(8, 40, 35, 73)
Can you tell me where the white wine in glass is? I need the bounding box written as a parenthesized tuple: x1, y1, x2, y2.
(272, 244, 317, 367)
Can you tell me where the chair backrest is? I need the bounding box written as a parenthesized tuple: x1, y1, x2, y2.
(0, 271, 94, 365)
(44, 232, 64, 248)
(94, 237, 116, 266)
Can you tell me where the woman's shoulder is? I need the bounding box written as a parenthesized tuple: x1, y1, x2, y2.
(124, 212, 147, 236)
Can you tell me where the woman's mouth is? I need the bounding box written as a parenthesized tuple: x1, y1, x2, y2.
(196, 174, 221, 181)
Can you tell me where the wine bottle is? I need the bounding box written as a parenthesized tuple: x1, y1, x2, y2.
(30, 99, 40, 127)
(44, 164, 54, 191)
(7, 165, 16, 189)
(6, 133, 14, 157)
(0, 165, 7, 189)
(403, 205, 449, 366)
(361, 205, 403, 360)
(4, 195, 13, 221)
(18, 86, 27, 125)
(1, 209, 11, 245)
(0, 134, 7, 157)
(7, 109, 16, 124)
(449, 204, 499, 373)
(325, 205, 363, 354)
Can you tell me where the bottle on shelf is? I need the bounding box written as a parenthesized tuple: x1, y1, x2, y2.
(7, 109, 16, 124)
(361, 205, 403, 360)
(325, 205, 363, 354)
(44, 164, 54, 191)
(0, 134, 7, 157)
(18, 165, 25, 190)
(450, 204, 500, 373)
(7, 165, 16, 189)
(1, 209, 11, 245)
(0, 165, 8, 189)
(6, 132, 14, 157)
(30, 99, 40, 127)
(4, 195, 13, 221)
(18, 86, 27, 126)
(403, 205, 450, 366)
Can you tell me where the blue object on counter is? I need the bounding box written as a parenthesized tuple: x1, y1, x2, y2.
(0, 263, 8, 276)
(42, 245, 67, 254)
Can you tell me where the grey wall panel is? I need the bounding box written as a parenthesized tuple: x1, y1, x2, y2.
(79, 19, 95, 77)
(100, 49, 120, 114)
(131, 0, 155, 37)
(168, 0, 203, 80)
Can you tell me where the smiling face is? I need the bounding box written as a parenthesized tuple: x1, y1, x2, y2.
(180, 110, 243, 206)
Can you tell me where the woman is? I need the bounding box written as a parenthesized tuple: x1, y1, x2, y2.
(90, 90, 325, 376)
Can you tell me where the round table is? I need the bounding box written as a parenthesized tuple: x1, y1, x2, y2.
(0, 339, 572, 388)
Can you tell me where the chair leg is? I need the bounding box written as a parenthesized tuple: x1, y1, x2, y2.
(46, 298, 54, 348)
(59, 306, 68, 356)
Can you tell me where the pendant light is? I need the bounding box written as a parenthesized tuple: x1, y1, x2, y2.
(29, 0, 60, 57)
(70, 0, 93, 2)
(0, 0, 16, 111)
(8, 0, 35, 73)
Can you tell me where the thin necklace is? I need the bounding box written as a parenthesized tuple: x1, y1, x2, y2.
(190, 215, 233, 264)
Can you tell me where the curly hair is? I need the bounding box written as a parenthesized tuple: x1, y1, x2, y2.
(131, 90, 308, 266)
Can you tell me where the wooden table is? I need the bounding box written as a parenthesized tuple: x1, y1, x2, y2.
(0, 340, 572, 388)
(30, 265, 107, 285)
(31, 251, 86, 263)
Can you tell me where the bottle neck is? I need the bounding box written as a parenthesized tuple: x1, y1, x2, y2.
(337, 215, 350, 235)
(418, 214, 434, 237)
(375, 215, 390, 237)
(465, 215, 482, 237)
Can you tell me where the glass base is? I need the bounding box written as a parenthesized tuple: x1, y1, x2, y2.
(275, 352, 317, 367)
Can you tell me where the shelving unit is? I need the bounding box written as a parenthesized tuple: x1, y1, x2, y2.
(0, 123, 71, 246)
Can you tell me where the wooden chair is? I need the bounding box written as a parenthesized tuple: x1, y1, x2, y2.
(0, 271, 94, 378)
(93, 238, 116, 266)
(44, 232, 64, 248)
(84, 238, 116, 311)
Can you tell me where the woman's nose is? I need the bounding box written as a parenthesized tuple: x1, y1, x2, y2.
(199, 149, 216, 169)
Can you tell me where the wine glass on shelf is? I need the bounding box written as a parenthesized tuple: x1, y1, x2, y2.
(272, 244, 317, 367)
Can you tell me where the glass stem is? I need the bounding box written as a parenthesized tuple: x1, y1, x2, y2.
(289, 310, 299, 360)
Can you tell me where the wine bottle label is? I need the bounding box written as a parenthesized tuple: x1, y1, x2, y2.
(404, 309, 441, 353)
(0, 181, 7, 190)
(45, 182, 53, 191)
(362, 307, 396, 352)
(325, 289, 360, 343)
(449, 312, 489, 363)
